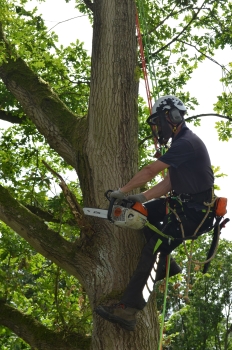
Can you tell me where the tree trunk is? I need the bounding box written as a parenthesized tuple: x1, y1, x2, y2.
(81, 1, 160, 348)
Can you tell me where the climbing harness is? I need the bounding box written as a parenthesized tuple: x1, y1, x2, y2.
(146, 191, 229, 269)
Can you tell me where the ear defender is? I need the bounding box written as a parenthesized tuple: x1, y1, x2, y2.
(169, 107, 183, 124)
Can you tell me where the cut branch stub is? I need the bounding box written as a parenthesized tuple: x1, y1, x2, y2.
(42, 160, 95, 239)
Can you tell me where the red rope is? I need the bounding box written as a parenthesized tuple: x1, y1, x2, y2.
(135, 10, 160, 150)
(135, 10, 152, 113)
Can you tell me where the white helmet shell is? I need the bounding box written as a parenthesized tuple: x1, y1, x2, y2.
(151, 95, 187, 115)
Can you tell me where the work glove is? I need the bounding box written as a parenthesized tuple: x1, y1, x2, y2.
(127, 193, 147, 203)
(110, 189, 126, 200)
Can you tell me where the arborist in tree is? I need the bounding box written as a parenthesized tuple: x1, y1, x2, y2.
(96, 95, 215, 331)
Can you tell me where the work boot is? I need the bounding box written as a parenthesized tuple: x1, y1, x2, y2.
(95, 303, 138, 331)
(155, 254, 181, 282)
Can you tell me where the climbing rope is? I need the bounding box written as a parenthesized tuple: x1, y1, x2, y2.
(135, 9, 152, 113)
(135, 1, 161, 152)
(135, 0, 159, 100)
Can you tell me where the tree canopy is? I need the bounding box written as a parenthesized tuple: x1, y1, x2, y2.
(0, 0, 232, 349)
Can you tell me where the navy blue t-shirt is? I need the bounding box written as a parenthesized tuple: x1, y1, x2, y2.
(159, 125, 214, 194)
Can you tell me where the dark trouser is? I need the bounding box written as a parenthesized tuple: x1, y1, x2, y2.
(121, 197, 214, 309)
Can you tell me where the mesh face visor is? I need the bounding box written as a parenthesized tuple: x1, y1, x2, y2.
(146, 113, 160, 143)
(146, 111, 172, 145)
(146, 113, 159, 126)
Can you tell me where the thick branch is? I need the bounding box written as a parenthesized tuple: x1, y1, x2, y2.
(0, 300, 91, 350)
(0, 25, 87, 170)
(83, 0, 94, 11)
(0, 110, 27, 124)
(0, 184, 91, 283)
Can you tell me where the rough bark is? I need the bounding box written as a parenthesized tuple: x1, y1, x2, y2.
(0, 57, 85, 171)
(79, 1, 160, 348)
(0, 0, 160, 349)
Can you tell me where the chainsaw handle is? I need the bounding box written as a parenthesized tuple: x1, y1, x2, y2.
(104, 190, 115, 222)
(107, 197, 116, 222)
(105, 190, 117, 222)
(105, 190, 113, 202)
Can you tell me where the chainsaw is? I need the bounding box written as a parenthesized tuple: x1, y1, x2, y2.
(83, 190, 148, 229)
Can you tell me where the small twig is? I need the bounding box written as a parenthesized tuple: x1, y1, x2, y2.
(152, 2, 206, 57)
(177, 40, 230, 73)
(47, 15, 88, 33)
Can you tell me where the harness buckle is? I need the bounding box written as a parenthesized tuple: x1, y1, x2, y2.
(178, 193, 191, 202)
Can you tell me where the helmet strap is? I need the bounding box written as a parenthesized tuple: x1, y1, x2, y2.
(167, 119, 183, 138)
(172, 125, 177, 133)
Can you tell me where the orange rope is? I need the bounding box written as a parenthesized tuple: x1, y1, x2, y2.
(135, 9, 152, 113)
(135, 9, 160, 150)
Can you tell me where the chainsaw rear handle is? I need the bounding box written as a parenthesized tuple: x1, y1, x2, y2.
(105, 190, 113, 202)
(104, 190, 116, 222)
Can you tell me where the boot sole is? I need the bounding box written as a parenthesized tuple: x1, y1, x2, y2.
(95, 306, 136, 331)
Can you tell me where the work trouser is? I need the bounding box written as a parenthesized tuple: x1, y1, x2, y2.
(120, 197, 214, 310)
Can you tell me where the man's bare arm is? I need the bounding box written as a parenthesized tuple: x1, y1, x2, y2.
(142, 172, 172, 201)
(120, 160, 169, 193)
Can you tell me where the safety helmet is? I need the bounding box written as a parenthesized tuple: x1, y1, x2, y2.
(146, 95, 187, 145)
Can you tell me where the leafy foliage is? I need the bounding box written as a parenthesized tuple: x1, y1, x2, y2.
(155, 238, 232, 349)
(136, 0, 228, 100)
(0, 222, 92, 349)
(0, 0, 232, 348)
